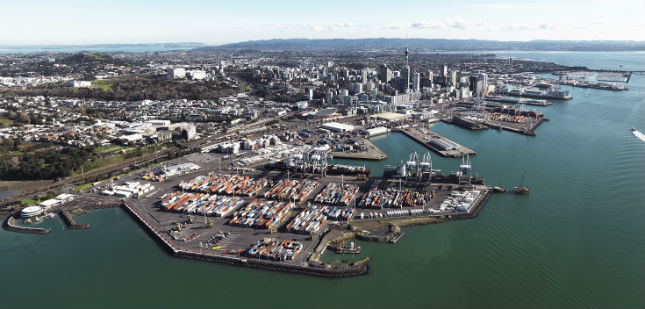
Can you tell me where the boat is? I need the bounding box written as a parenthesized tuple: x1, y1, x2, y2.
(327, 164, 371, 176)
(493, 176, 506, 193)
(512, 170, 529, 195)
(632, 128, 645, 142)
(330, 241, 361, 254)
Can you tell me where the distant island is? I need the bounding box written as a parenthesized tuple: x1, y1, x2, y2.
(202, 38, 645, 52)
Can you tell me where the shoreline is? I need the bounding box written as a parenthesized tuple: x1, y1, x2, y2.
(0, 180, 54, 197)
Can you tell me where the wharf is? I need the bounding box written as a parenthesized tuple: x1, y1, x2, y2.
(121, 201, 367, 277)
(394, 127, 476, 157)
(482, 117, 545, 136)
(330, 139, 387, 160)
(555, 80, 628, 91)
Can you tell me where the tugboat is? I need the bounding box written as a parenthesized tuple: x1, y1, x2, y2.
(330, 241, 361, 254)
(493, 176, 506, 193)
(512, 170, 530, 195)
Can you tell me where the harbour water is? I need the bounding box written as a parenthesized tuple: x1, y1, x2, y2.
(0, 52, 643, 308)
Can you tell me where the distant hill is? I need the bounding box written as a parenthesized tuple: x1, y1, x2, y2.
(200, 38, 645, 52)
(60, 53, 129, 65)
(0, 43, 204, 54)
(0, 42, 204, 49)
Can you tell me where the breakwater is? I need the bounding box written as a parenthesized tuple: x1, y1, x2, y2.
(3, 215, 50, 234)
(59, 210, 91, 230)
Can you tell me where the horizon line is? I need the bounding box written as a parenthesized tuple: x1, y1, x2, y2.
(1, 37, 645, 48)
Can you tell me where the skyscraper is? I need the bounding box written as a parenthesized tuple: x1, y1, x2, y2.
(478, 73, 488, 93)
(412, 72, 420, 92)
(402, 65, 410, 93)
(379, 64, 391, 84)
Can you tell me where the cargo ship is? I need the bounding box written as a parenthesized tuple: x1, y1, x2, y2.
(451, 115, 487, 130)
(265, 161, 370, 176)
(485, 96, 552, 106)
(502, 87, 572, 100)
(327, 164, 371, 176)
(383, 164, 484, 184)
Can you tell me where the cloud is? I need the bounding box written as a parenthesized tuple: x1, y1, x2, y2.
(470, 1, 608, 10)
(410, 21, 446, 30)
(410, 17, 484, 30)
(572, 20, 609, 30)
(274, 18, 559, 34)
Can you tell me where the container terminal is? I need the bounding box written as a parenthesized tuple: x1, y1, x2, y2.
(1, 122, 495, 277)
(64, 148, 491, 277)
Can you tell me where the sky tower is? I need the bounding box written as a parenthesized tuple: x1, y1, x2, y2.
(404, 35, 410, 93)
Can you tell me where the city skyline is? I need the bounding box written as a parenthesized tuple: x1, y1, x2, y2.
(1, 0, 644, 45)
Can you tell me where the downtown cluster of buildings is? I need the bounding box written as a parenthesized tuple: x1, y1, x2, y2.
(0, 48, 564, 155)
(248, 51, 498, 116)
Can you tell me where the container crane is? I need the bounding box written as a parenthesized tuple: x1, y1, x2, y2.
(406, 151, 419, 181)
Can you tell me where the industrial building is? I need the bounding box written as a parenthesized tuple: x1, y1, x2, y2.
(320, 122, 355, 132)
(364, 127, 389, 137)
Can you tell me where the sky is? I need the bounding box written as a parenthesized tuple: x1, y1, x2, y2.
(1, 0, 644, 45)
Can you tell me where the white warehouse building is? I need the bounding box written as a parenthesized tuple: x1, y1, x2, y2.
(320, 122, 355, 133)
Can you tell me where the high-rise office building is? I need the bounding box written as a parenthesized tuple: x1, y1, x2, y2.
(379, 64, 392, 84)
(412, 72, 420, 92)
(478, 73, 488, 93)
(403, 65, 410, 93)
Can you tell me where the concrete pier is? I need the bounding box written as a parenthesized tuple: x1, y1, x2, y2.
(483, 117, 545, 136)
(395, 127, 476, 157)
(330, 139, 388, 160)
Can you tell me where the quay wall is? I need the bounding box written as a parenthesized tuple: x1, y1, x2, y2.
(120, 202, 367, 278)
